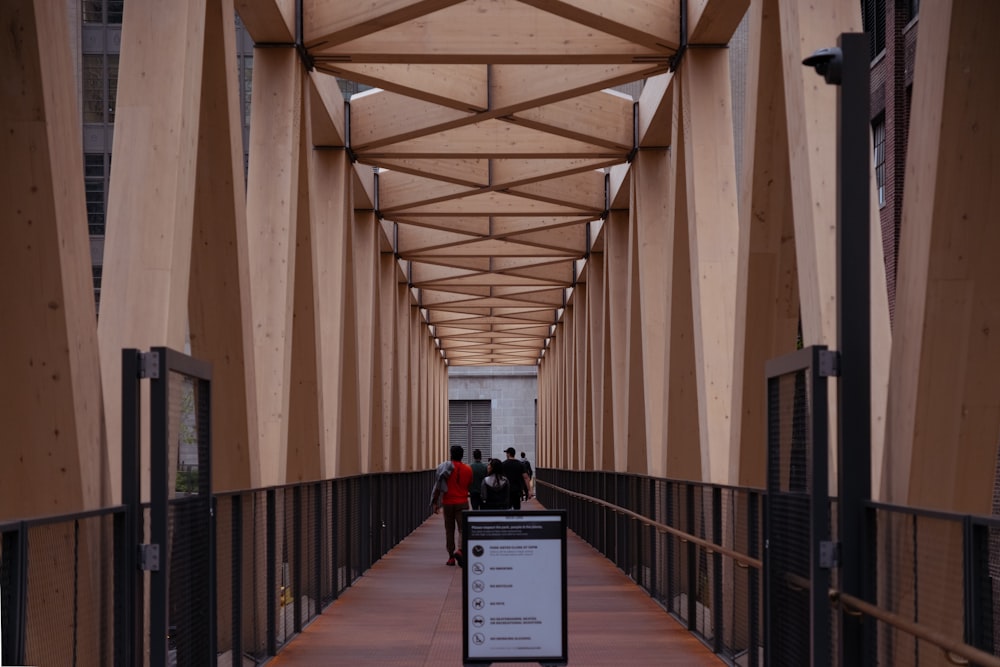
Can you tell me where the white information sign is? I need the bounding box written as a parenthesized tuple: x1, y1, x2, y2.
(462, 511, 567, 665)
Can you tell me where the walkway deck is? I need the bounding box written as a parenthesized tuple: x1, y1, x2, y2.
(268, 500, 721, 666)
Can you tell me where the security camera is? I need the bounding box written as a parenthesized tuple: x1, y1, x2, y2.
(802, 47, 843, 85)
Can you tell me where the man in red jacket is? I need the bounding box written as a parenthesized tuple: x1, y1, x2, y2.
(435, 445, 472, 566)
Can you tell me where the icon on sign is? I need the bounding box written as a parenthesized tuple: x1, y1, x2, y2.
(472, 545, 485, 557)
(473, 598, 485, 610)
(472, 562, 485, 575)
(473, 632, 485, 645)
(472, 579, 485, 592)
(473, 615, 485, 627)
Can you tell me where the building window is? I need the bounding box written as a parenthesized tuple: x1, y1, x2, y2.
(872, 115, 886, 208)
(85, 153, 108, 235)
(92, 265, 103, 317)
(908, 0, 919, 21)
(82, 0, 124, 25)
(861, 0, 886, 60)
(82, 54, 119, 123)
(241, 54, 253, 127)
(449, 400, 492, 462)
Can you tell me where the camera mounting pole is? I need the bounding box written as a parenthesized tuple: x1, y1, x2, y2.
(803, 33, 875, 667)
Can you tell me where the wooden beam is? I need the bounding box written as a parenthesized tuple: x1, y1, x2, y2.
(633, 151, 671, 477)
(637, 72, 675, 147)
(886, 0, 1000, 515)
(306, 71, 346, 146)
(320, 63, 488, 111)
(1, 0, 106, 517)
(349, 88, 472, 150)
(98, 0, 208, 500)
(244, 47, 303, 486)
(304, 0, 464, 48)
(507, 90, 634, 151)
(377, 169, 476, 211)
(313, 0, 669, 64)
(491, 63, 662, 110)
(189, 0, 258, 492)
(358, 119, 625, 159)
(287, 123, 322, 482)
(681, 50, 739, 485)
(235, 0, 294, 43)
(516, 0, 681, 52)
(728, 0, 799, 488)
(687, 0, 750, 45)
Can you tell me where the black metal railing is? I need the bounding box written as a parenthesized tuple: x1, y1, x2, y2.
(537, 469, 1000, 667)
(536, 470, 763, 666)
(0, 470, 433, 666)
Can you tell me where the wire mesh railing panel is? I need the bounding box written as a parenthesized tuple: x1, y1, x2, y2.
(243, 491, 268, 663)
(21, 515, 117, 667)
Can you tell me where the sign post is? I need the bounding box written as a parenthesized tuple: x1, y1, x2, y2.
(462, 510, 567, 666)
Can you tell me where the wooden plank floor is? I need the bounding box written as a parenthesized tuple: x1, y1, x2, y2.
(268, 499, 722, 666)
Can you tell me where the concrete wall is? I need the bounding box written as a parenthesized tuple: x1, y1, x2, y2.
(449, 366, 538, 466)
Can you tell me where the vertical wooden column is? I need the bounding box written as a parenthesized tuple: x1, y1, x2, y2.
(664, 116, 702, 481)
(308, 146, 351, 479)
(633, 150, 672, 477)
(885, 0, 1000, 515)
(378, 252, 399, 472)
(287, 109, 322, 482)
(729, 0, 799, 487)
(189, 0, 258, 491)
(623, 178, 649, 475)
(777, 0, 847, 347)
(573, 285, 590, 470)
(352, 210, 379, 473)
(0, 0, 107, 517)
(680, 51, 740, 484)
(98, 0, 207, 500)
(605, 210, 631, 471)
(244, 46, 303, 486)
(396, 280, 413, 469)
(586, 252, 608, 470)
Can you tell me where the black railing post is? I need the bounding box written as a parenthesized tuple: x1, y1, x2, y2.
(119, 349, 142, 666)
(0, 525, 27, 666)
(686, 484, 696, 630)
(266, 488, 277, 656)
(292, 485, 302, 634)
(314, 483, 323, 614)
(231, 495, 243, 665)
(748, 492, 760, 667)
(148, 350, 169, 667)
(712, 487, 724, 654)
(666, 481, 675, 614)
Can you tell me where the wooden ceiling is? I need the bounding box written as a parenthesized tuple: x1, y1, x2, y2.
(304, 0, 679, 366)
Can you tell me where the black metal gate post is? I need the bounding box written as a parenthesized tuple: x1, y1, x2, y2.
(124, 347, 217, 667)
(764, 346, 834, 666)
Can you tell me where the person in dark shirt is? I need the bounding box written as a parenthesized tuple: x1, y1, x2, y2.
(469, 449, 488, 510)
(520, 451, 533, 500)
(501, 447, 531, 509)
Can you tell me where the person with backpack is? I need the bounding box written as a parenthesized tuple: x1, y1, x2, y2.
(480, 459, 510, 509)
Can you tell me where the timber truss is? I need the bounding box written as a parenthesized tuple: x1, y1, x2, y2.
(298, 0, 687, 366)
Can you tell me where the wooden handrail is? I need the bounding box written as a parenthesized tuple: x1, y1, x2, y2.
(536, 480, 762, 569)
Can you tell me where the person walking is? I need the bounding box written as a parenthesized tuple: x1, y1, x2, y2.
(519, 451, 533, 500)
(501, 447, 531, 510)
(480, 459, 510, 509)
(435, 445, 472, 566)
(469, 449, 488, 510)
